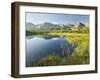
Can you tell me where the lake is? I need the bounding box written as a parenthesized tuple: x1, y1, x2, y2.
(26, 35, 76, 67)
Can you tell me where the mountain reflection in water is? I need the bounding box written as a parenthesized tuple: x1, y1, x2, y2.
(26, 35, 77, 67)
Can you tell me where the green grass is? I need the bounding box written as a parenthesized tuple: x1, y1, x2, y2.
(32, 32, 89, 66)
(50, 33, 89, 63)
(26, 27, 89, 36)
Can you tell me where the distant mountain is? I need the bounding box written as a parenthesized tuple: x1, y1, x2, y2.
(78, 22, 86, 28)
(26, 22, 36, 30)
(26, 22, 63, 30)
(26, 22, 86, 31)
(38, 22, 62, 30)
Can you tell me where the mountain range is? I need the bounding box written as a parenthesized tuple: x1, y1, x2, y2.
(26, 22, 86, 31)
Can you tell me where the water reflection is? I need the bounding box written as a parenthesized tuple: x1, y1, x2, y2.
(26, 35, 77, 67)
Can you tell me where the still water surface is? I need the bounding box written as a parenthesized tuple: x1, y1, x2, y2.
(26, 35, 76, 67)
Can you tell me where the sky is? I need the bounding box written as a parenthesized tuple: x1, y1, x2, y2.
(26, 12, 89, 25)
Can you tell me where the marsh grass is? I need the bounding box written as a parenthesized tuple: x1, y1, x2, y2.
(32, 32, 89, 66)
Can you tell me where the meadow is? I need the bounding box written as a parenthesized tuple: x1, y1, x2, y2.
(26, 28, 89, 66)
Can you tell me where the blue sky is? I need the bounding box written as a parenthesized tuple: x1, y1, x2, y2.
(26, 12, 89, 25)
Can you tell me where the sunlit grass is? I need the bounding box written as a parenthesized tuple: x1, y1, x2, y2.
(32, 32, 89, 66)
